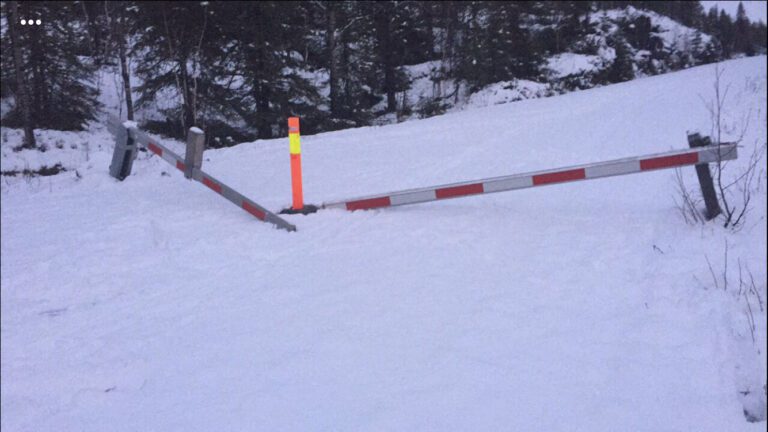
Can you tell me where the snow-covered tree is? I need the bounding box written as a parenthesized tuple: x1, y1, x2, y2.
(1, 1, 99, 132)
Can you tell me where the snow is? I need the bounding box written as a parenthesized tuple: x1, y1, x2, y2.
(466, 80, 550, 108)
(1, 56, 767, 431)
(1, 128, 100, 174)
(317, 6, 725, 128)
(546, 53, 601, 79)
(382, 61, 552, 121)
(189, 126, 203, 134)
(372, 60, 445, 119)
(593, 7, 713, 53)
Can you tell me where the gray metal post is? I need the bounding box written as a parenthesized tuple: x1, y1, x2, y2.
(687, 133, 722, 220)
(185, 127, 205, 179)
(109, 123, 137, 181)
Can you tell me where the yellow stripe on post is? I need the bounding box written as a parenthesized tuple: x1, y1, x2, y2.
(288, 117, 303, 210)
(289, 132, 301, 154)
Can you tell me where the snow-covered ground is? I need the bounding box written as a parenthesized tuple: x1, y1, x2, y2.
(1, 56, 766, 431)
(545, 52, 602, 79)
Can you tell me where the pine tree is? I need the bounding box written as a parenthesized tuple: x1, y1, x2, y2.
(485, 1, 523, 82)
(606, 33, 635, 83)
(688, 30, 721, 66)
(485, 1, 542, 83)
(697, 33, 722, 65)
(454, 1, 487, 91)
(132, 1, 215, 137)
(3, 1, 35, 148)
(1, 1, 99, 131)
(429, 0, 462, 101)
(626, 14, 653, 51)
(320, 1, 379, 127)
(454, 1, 542, 90)
(230, 2, 321, 139)
(539, 1, 591, 54)
(104, 1, 137, 121)
(131, 1, 319, 142)
(4, 0, 745, 142)
(704, 6, 719, 36)
(734, 2, 753, 55)
(368, 1, 417, 114)
(717, 10, 735, 58)
(79, 1, 111, 66)
(751, 21, 767, 53)
(676, 0, 705, 29)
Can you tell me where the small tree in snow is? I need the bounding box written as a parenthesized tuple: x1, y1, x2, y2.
(606, 33, 635, 83)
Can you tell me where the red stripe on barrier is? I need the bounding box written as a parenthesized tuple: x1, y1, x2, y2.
(640, 153, 698, 170)
(533, 168, 586, 185)
(203, 177, 222, 194)
(242, 201, 266, 221)
(346, 196, 391, 211)
(148, 142, 163, 156)
(435, 183, 484, 199)
(176, 160, 186, 171)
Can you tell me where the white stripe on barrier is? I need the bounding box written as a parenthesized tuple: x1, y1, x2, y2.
(698, 146, 738, 164)
(483, 176, 534, 193)
(585, 160, 640, 179)
(390, 189, 438, 206)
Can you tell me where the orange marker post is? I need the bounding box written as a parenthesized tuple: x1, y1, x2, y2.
(288, 117, 303, 210)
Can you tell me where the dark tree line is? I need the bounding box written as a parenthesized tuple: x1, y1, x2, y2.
(2, 1, 765, 149)
(1, 1, 99, 146)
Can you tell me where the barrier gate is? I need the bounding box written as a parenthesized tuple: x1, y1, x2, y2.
(322, 134, 737, 221)
(108, 115, 737, 230)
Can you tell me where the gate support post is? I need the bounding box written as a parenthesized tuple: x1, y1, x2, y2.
(185, 127, 205, 179)
(687, 133, 722, 220)
(109, 122, 137, 181)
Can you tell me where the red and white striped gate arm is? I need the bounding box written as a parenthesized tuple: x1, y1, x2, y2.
(107, 117, 296, 231)
(323, 143, 738, 211)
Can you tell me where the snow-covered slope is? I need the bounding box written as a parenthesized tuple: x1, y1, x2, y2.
(372, 6, 724, 125)
(1, 56, 766, 431)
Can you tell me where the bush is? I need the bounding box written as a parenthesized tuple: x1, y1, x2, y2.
(417, 99, 448, 119)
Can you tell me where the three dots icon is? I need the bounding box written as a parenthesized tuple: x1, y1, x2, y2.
(20, 19, 42, 26)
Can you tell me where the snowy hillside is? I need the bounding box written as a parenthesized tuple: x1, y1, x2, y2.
(1, 56, 766, 431)
(370, 6, 724, 124)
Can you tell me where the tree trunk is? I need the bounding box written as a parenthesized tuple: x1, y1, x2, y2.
(384, 52, 396, 112)
(375, 7, 396, 113)
(255, 81, 272, 139)
(326, 5, 339, 116)
(8, 1, 36, 149)
(117, 16, 134, 120)
(178, 54, 193, 132)
(424, 5, 435, 59)
(30, 15, 46, 124)
(254, 42, 272, 139)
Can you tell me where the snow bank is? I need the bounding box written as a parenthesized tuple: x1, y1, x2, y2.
(591, 7, 713, 55)
(546, 53, 602, 79)
(466, 79, 551, 108)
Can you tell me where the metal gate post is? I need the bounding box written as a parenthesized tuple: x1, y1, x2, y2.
(687, 133, 722, 220)
(109, 122, 138, 181)
(185, 127, 205, 179)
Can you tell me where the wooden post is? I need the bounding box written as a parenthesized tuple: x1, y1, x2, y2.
(185, 127, 205, 179)
(687, 133, 722, 220)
